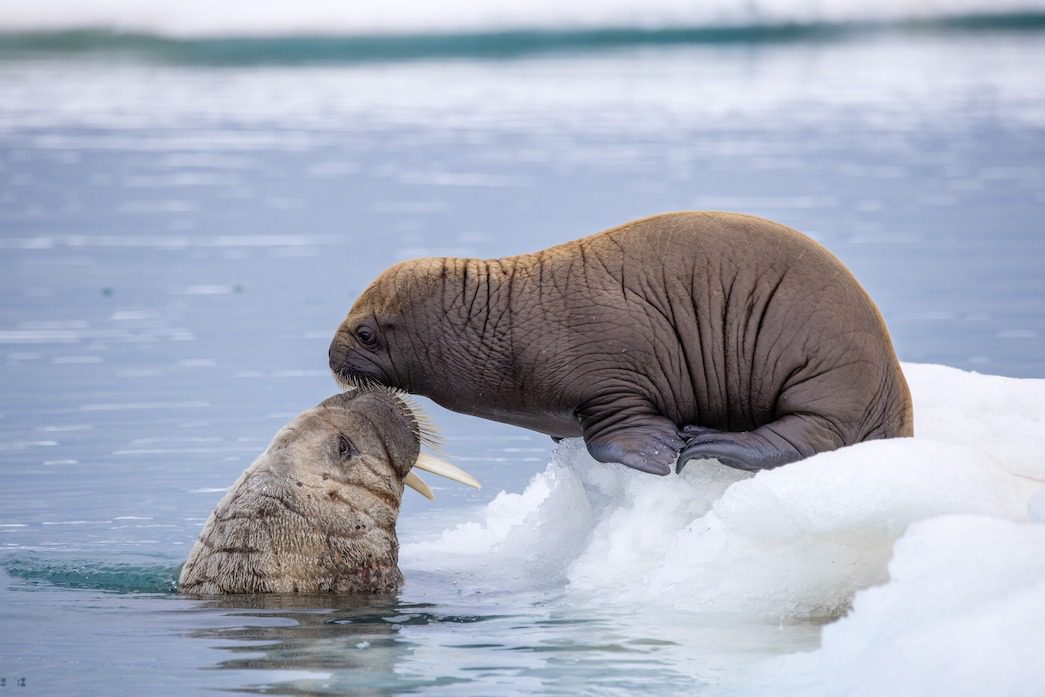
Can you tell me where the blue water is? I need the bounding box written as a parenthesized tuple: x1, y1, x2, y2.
(1, 21, 1044, 696)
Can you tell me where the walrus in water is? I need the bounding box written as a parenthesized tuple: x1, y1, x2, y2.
(178, 389, 479, 595)
(329, 211, 913, 476)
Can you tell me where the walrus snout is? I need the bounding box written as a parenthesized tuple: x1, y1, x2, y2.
(328, 327, 350, 369)
(328, 328, 364, 388)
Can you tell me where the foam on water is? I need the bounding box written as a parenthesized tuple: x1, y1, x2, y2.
(1, 0, 1043, 37)
(404, 362, 1045, 658)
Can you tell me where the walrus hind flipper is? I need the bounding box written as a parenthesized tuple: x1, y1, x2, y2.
(676, 415, 843, 473)
(579, 411, 684, 476)
(676, 430, 788, 473)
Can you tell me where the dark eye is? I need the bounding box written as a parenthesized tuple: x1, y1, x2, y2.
(355, 326, 376, 347)
(337, 434, 356, 460)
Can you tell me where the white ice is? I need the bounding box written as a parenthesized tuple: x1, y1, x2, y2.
(403, 363, 1045, 692)
(765, 515, 1045, 696)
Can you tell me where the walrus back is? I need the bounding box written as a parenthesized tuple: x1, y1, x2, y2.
(576, 211, 913, 443)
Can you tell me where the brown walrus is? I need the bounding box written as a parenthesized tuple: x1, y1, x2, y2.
(178, 389, 479, 595)
(328, 211, 913, 476)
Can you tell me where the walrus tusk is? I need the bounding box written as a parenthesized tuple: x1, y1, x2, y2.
(404, 471, 434, 500)
(403, 455, 481, 500)
(414, 453, 481, 490)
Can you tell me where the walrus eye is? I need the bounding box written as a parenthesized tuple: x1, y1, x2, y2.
(355, 325, 377, 348)
(337, 434, 357, 460)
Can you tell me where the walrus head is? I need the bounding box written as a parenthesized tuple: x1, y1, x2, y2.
(178, 388, 479, 595)
(328, 260, 451, 394)
(323, 259, 507, 403)
(328, 294, 402, 391)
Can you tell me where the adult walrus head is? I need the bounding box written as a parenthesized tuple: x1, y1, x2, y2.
(329, 211, 913, 476)
(178, 389, 479, 595)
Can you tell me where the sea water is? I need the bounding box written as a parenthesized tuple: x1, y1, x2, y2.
(1, 3, 1044, 695)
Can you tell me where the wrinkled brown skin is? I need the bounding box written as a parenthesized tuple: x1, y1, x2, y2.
(178, 390, 419, 595)
(329, 212, 913, 476)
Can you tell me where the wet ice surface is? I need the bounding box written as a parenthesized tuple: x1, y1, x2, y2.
(1, 30, 1045, 696)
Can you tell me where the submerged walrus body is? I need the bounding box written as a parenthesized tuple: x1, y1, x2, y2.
(179, 389, 478, 595)
(329, 212, 913, 476)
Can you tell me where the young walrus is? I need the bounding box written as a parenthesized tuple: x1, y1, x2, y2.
(329, 211, 913, 476)
(178, 389, 479, 595)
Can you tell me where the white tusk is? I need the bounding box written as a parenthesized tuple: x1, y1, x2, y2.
(414, 453, 481, 490)
(404, 471, 434, 500)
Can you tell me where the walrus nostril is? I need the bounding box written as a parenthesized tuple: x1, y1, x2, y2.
(328, 333, 368, 391)
(328, 332, 350, 370)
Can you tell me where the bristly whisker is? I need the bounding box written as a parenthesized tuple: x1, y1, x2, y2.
(332, 373, 350, 391)
(330, 372, 444, 450)
(332, 369, 369, 392)
(382, 387, 445, 452)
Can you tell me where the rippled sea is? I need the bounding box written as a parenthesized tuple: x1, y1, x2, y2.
(1, 26, 1044, 696)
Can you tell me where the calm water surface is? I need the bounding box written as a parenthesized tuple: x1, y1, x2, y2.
(1, 29, 1044, 696)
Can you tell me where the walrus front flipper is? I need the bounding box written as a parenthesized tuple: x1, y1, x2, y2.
(578, 404, 684, 476)
(676, 415, 844, 473)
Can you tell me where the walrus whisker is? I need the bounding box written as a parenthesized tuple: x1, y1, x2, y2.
(331, 369, 358, 392)
(329, 372, 446, 450)
(332, 370, 385, 394)
(376, 385, 446, 452)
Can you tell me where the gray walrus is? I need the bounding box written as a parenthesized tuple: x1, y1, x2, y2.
(179, 389, 479, 595)
(329, 211, 913, 476)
